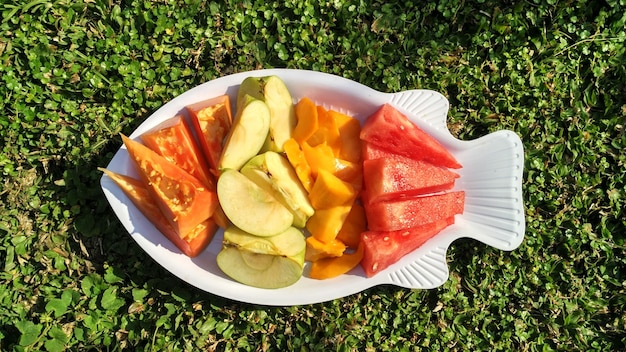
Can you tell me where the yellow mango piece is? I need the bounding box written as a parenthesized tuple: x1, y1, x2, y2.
(336, 203, 367, 248)
(306, 204, 352, 243)
(293, 97, 318, 144)
(330, 110, 362, 163)
(308, 169, 357, 209)
(333, 158, 363, 191)
(308, 243, 364, 280)
(302, 142, 336, 178)
(283, 138, 314, 192)
(307, 106, 341, 155)
(305, 236, 347, 262)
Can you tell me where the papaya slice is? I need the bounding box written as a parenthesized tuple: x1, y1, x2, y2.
(122, 135, 218, 236)
(99, 168, 218, 257)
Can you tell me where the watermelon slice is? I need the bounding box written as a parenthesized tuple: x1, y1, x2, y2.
(360, 217, 454, 277)
(360, 104, 461, 169)
(364, 191, 465, 232)
(362, 156, 459, 203)
(362, 141, 395, 161)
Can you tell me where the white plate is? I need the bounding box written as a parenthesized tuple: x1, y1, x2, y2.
(100, 69, 525, 306)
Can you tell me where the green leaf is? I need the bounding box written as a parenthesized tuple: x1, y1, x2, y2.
(44, 339, 66, 352)
(131, 288, 149, 302)
(44, 326, 69, 352)
(45, 298, 69, 318)
(103, 266, 124, 284)
(16, 320, 43, 346)
(100, 287, 125, 312)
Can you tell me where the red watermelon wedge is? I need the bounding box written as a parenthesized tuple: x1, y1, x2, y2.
(360, 104, 461, 169)
(360, 217, 454, 277)
(364, 191, 465, 232)
(362, 141, 395, 161)
(362, 155, 459, 203)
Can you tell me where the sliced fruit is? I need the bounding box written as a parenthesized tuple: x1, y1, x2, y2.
(217, 169, 293, 237)
(240, 152, 314, 228)
(307, 105, 341, 154)
(122, 135, 218, 237)
(360, 217, 454, 277)
(331, 109, 362, 163)
(283, 138, 314, 192)
(306, 204, 352, 243)
(140, 115, 216, 190)
(309, 243, 364, 280)
(223, 225, 306, 258)
(216, 247, 305, 289)
(237, 76, 296, 152)
(362, 141, 395, 161)
(217, 224, 306, 289)
(332, 158, 363, 192)
(364, 191, 465, 232)
(360, 104, 461, 169)
(301, 142, 336, 178)
(186, 95, 232, 175)
(362, 156, 459, 204)
(99, 168, 217, 257)
(305, 236, 346, 262)
(211, 204, 230, 229)
(293, 97, 319, 143)
(336, 203, 367, 248)
(308, 169, 357, 209)
(219, 95, 270, 171)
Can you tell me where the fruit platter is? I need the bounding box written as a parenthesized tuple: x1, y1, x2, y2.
(100, 69, 525, 306)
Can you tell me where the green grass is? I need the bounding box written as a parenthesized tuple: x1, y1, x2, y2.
(1, 0, 625, 350)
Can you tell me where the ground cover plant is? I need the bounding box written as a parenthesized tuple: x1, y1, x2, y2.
(1, 0, 625, 350)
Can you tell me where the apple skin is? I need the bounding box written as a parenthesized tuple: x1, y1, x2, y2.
(241, 151, 314, 228)
(218, 95, 270, 171)
(237, 76, 296, 153)
(217, 169, 293, 237)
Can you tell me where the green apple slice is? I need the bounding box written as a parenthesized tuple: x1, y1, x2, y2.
(237, 77, 265, 106)
(217, 169, 293, 237)
(218, 95, 270, 171)
(216, 247, 305, 289)
(241, 152, 314, 228)
(223, 225, 306, 258)
(237, 76, 296, 152)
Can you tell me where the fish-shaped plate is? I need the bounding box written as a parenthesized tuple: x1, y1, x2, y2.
(100, 69, 525, 306)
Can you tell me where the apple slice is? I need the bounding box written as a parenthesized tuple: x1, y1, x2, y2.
(237, 76, 296, 152)
(216, 247, 305, 289)
(222, 225, 305, 258)
(218, 95, 270, 171)
(217, 225, 305, 289)
(217, 169, 293, 237)
(240, 152, 314, 228)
